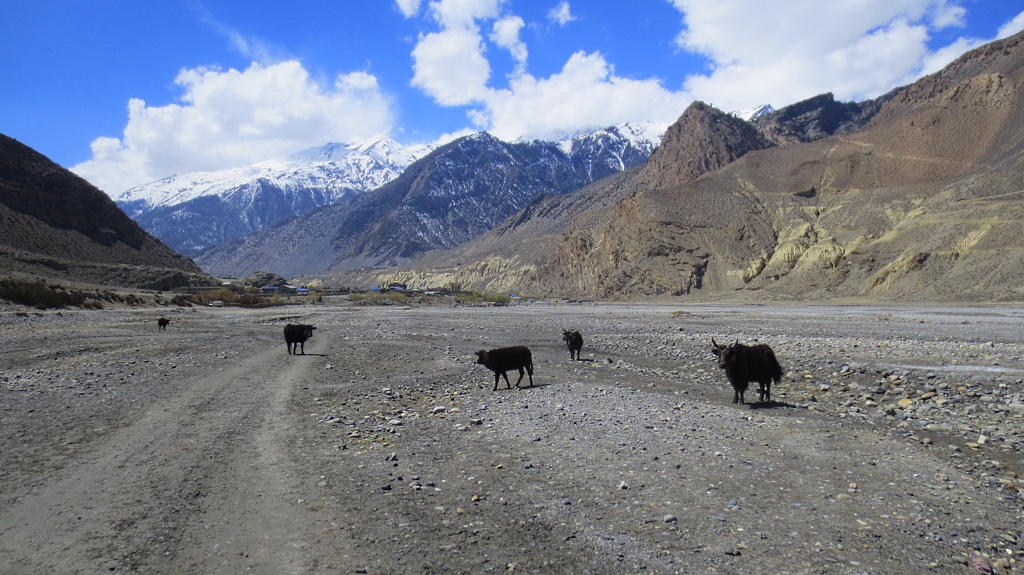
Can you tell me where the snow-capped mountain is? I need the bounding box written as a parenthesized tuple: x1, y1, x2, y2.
(731, 104, 775, 122)
(119, 125, 665, 258)
(197, 125, 667, 277)
(557, 122, 666, 180)
(116, 137, 434, 256)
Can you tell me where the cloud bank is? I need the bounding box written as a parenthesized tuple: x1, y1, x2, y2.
(669, 0, 1024, 111)
(403, 0, 1024, 141)
(73, 61, 393, 195)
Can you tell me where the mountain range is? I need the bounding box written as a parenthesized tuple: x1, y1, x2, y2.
(194, 84, 899, 284)
(194, 123, 665, 277)
(119, 123, 664, 259)
(115, 137, 434, 256)
(308, 29, 1024, 303)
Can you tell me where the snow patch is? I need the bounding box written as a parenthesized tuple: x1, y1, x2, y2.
(731, 105, 775, 122)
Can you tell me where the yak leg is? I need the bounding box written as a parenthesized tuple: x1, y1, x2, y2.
(502, 371, 513, 389)
(287, 342, 293, 355)
(300, 341, 305, 355)
(514, 367, 525, 388)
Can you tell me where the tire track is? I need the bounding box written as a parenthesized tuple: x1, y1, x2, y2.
(0, 324, 327, 574)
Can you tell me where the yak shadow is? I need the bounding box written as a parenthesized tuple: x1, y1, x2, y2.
(288, 352, 328, 357)
(490, 381, 551, 392)
(748, 400, 802, 410)
(572, 358, 596, 363)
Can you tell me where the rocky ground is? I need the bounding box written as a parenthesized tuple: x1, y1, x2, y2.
(0, 301, 1022, 574)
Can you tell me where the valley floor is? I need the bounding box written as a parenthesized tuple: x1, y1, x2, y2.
(1, 302, 1023, 574)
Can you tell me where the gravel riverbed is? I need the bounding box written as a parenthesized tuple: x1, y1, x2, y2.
(1, 302, 1022, 574)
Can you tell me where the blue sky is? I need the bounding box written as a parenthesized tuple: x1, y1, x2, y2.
(2, 1, 1023, 195)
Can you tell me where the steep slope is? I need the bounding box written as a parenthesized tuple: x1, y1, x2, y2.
(196, 126, 663, 277)
(0, 134, 212, 288)
(116, 137, 433, 256)
(538, 30, 1024, 301)
(633, 102, 775, 190)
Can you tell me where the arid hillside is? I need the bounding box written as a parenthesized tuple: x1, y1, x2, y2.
(326, 31, 1024, 303)
(0, 134, 213, 288)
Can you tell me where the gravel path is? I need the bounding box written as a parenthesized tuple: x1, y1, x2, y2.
(0, 303, 1022, 574)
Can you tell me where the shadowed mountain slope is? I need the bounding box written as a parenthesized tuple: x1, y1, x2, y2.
(0, 134, 212, 288)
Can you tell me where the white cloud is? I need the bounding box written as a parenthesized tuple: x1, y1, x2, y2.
(433, 127, 478, 146)
(407, 0, 1024, 142)
(997, 10, 1024, 39)
(548, 1, 575, 26)
(930, 3, 966, 29)
(429, 0, 504, 28)
(412, 27, 494, 106)
(395, 0, 422, 18)
(481, 52, 689, 140)
(72, 61, 393, 195)
(490, 16, 528, 69)
(409, 1, 688, 140)
(668, 0, 1024, 112)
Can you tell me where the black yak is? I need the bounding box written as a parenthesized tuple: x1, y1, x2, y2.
(157, 317, 170, 330)
(711, 338, 783, 404)
(284, 324, 316, 355)
(562, 329, 583, 360)
(475, 346, 534, 391)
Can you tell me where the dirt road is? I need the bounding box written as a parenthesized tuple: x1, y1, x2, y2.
(1, 303, 1022, 574)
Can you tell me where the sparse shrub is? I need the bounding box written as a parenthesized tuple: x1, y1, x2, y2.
(170, 294, 194, 307)
(484, 293, 511, 305)
(189, 288, 242, 306)
(455, 291, 481, 305)
(349, 292, 407, 306)
(0, 279, 86, 309)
